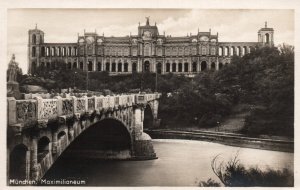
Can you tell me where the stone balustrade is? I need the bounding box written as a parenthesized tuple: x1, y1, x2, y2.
(8, 93, 161, 127)
(22, 92, 91, 100)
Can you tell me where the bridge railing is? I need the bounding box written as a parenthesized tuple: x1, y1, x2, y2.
(22, 92, 90, 100)
(8, 93, 160, 126)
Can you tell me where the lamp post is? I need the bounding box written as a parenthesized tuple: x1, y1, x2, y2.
(155, 64, 158, 92)
(86, 70, 89, 92)
(140, 62, 144, 92)
(73, 71, 77, 90)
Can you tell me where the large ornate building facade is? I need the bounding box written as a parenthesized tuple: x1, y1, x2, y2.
(28, 18, 274, 76)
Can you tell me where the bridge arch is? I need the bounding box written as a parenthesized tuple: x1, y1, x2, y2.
(9, 144, 29, 180)
(38, 136, 51, 162)
(144, 104, 154, 129)
(63, 118, 132, 159)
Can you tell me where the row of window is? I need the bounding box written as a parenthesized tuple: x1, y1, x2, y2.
(218, 46, 254, 57)
(31, 34, 43, 44)
(37, 61, 135, 72)
(34, 61, 229, 73)
(32, 46, 219, 57)
(31, 46, 78, 57)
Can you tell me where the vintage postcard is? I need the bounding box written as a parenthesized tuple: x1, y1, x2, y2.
(1, 0, 299, 189)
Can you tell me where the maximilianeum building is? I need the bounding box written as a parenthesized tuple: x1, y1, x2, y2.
(28, 18, 274, 76)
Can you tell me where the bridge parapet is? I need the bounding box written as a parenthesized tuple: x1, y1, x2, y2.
(8, 93, 161, 127)
(7, 93, 161, 181)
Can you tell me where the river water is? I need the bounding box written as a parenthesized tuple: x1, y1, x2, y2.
(43, 139, 293, 186)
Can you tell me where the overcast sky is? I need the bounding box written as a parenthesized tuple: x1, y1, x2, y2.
(7, 9, 294, 73)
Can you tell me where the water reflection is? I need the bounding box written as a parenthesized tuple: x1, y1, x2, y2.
(43, 139, 293, 186)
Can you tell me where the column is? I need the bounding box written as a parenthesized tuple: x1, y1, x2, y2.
(134, 106, 143, 138)
(30, 137, 39, 180)
(102, 57, 105, 71)
(109, 59, 112, 72)
(222, 47, 225, 57)
(129, 60, 132, 72)
(93, 60, 96, 71)
(52, 131, 58, 155)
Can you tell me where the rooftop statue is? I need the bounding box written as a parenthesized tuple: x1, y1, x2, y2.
(145, 16, 150, 25)
(8, 54, 20, 82)
(7, 54, 21, 99)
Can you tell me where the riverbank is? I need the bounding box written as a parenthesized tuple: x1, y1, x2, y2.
(145, 129, 294, 153)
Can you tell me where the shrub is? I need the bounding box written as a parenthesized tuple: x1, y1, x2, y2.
(210, 153, 294, 187)
(198, 178, 221, 187)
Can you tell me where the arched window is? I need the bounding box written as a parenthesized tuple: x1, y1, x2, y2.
(184, 62, 189, 72)
(41, 47, 45, 57)
(124, 62, 128, 72)
(80, 62, 84, 70)
(230, 47, 234, 56)
(132, 62, 137, 72)
(106, 62, 110, 71)
(265, 33, 270, 43)
(192, 62, 197, 72)
(225, 47, 229, 56)
(219, 62, 223, 69)
(68, 62, 72, 69)
(74, 47, 77, 56)
(51, 47, 55, 56)
(88, 61, 93, 71)
(166, 63, 170, 72)
(62, 47, 66, 56)
(201, 61, 207, 71)
(32, 47, 36, 57)
(156, 63, 162, 74)
(211, 47, 216, 55)
(46, 62, 50, 68)
(112, 62, 116, 72)
(211, 62, 216, 70)
(46, 47, 50, 56)
(178, 63, 182, 72)
(144, 43, 151, 56)
(236, 47, 240, 56)
(32, 34, 36, 44)
(243, 46, 247, 55)
(98, 62, 102, 71)
(41, 62, 45, 68)
(172, 63, 176, 72)
(73, 62, 77, 69)
(57, 47, 61, 56)
(184, 47, 190, 55)
(32, 61, 36, 73)
(144, 61, 150, 72)
(118, 62, 122, 72)
(201, 47, 207, 55)
(172, 47, 178, 56)
(219, 47, 223, 56)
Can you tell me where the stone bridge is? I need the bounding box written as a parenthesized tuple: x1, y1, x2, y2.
(7, 93, 160, 181)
